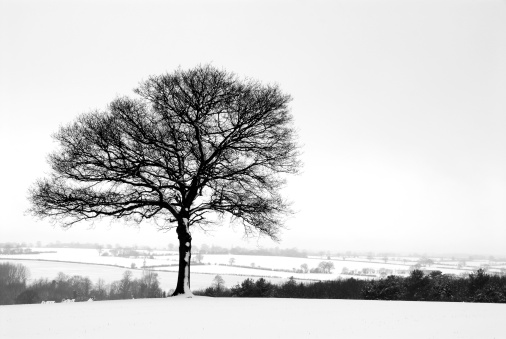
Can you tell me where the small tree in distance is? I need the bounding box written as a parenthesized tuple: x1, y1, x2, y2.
(28, 65, 301, 296)
(194, 252, 204, 264)
(213, 275, 225, 291)
(318, 261, 335, 274)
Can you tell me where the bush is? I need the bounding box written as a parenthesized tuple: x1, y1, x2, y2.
(15, 289, 41, 304)
(194, 286, 232, 297)
(362, 275, 405, 300)
(468, 269, 490, 296)
(405, 270, 430, 301)
(230, 278, 275, 297)
(472, 284, 506, 303)
(362, 269, 506, 303)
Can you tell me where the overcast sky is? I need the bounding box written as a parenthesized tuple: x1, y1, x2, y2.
(1, 0, 505, 256)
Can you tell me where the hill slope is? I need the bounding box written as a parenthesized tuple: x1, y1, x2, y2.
(1, 297, 504, 338)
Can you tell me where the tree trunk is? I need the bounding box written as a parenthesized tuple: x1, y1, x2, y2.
(172, 216, 193, 297)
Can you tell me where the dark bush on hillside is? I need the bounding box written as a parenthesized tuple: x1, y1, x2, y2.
(275, 277, 301, 298)
(468, 269, 490, 295)
(362, 275, 406, 300)
(194, 275, 232, 297)
(363, 269, 506, 303)
(211, 270, 506, 302)
(276, 278, 366, 299)
(230, 278, 275, 297)
(472, 284, 506, 303)
(194, 277, 367, 299)
(194, 286, 233, 297)
(425, 271, 454, 301)
(15, 289, 41, 304)
(405, 269, 431, 301)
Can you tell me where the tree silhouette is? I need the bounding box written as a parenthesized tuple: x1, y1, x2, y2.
(28, 65, 300, 296)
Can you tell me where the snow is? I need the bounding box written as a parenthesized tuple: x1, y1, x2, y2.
(199, 254, 413, 279)
(3, 249, 502, 296)
(0, 259, 290, 291)
(0, 248, 178, 268)
(183, 218, 190, 234)
(183, 252, 193, 296)
(0, 297, 504, 338)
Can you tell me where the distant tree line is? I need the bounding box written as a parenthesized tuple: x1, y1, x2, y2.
(195, 244, 307, 258)
(0, 262, 163, 305)
(195, 269, 506, 303)
(0, 241, 158, 251)
(229, 247, 307, 258)
(0, 247, 35, 255)
(105, 248, 155, 259)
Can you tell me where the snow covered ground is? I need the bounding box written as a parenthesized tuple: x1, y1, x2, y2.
(153, 262, 330, 280)
(0, 259, 292, 291)
(0, 248, 177, 268)
(2, 248, 504, 291)
(1, 297, 504, 339)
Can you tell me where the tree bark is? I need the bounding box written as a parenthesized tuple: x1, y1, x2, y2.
(172, 216, 193, 297)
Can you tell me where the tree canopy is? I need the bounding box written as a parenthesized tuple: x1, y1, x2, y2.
(29, 65, 301, 295)
(30, 65, 299, 236)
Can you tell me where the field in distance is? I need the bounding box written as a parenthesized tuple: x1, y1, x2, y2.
(2, 247, 506, 292)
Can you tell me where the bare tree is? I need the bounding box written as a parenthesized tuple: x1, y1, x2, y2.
(212, 274, 225, 291)
(0, 263, 30, 304)
(119, 270, 133, 299)
(92, 278, 107, 300)
(28, 65, 300, 296)
(141, 269, 161, 298)
(194, 251, 204, 264)
(318, 261, 335, 274)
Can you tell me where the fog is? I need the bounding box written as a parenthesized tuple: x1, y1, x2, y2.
(1, 0, 505, 256)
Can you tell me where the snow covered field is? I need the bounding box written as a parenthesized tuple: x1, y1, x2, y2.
(153, 260, 331, 281)
(2, 248, 505, 292)
(0, 248, 178, 268)
(1, 297, 504, 339)
(0, 259, 288, 291)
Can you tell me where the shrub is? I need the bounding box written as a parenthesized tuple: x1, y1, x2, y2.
(15, 289, 41, 304)
(362, 275, 405, 300)
(230, 278, 275, 297)
(405, 269, 431, 301)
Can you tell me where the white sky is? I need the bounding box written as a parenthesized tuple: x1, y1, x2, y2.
(1, 0, 505, 256)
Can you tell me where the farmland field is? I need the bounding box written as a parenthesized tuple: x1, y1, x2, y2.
(0, 259, 289, 291)
(1, 248, 505, 292)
